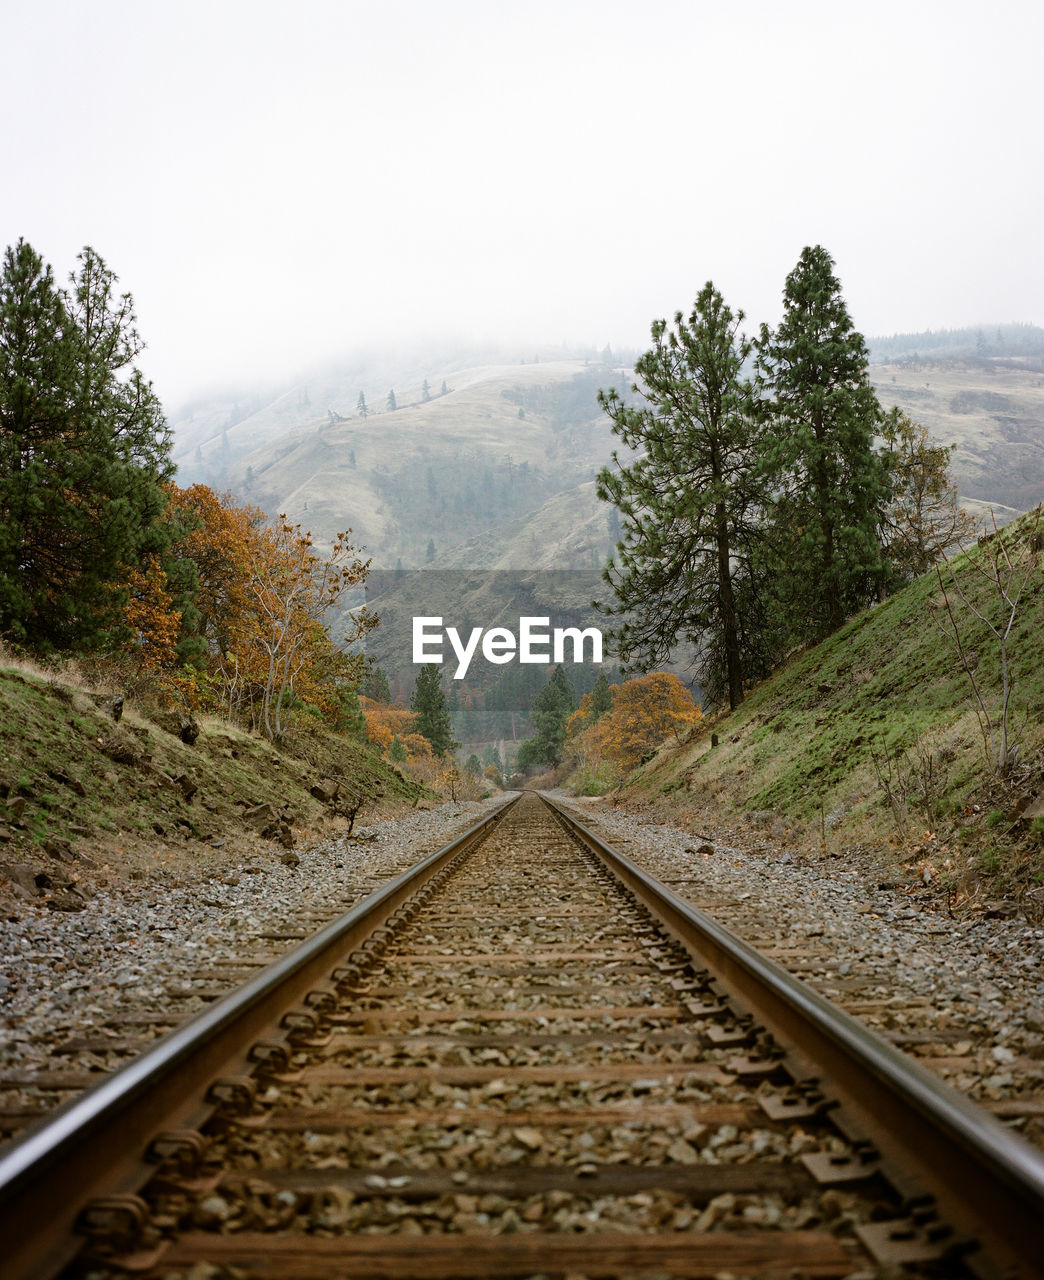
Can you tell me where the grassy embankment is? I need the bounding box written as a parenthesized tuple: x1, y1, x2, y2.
(0, 656, 430, 891)
(608, 510, 1044, 912)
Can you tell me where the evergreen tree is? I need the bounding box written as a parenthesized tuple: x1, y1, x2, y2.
(426, 537, 435, 562)
(411, 664, 457, 755)
(388, 735, 407, 762)
(386, 388, 397, 411)
(756, 246, 889, 640)
(422, 378, 431, 402)
(357, 391, 367, 418)
(361, 665, 391, 703)
(0, 240, 173, 650)
(464, 752, 481, 775)
(518, 665, 575, 767)
(878, 408, 974, 582)
(597, 282, 767, 708)
(588, 669, 614, 720)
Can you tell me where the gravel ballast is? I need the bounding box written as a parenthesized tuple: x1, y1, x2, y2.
(2, 789, 1042, 1152)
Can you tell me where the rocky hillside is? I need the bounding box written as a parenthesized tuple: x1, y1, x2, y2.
(0, 661, 429, 914)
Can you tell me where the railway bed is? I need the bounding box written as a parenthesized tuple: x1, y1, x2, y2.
(1, 791, 1042, 1279)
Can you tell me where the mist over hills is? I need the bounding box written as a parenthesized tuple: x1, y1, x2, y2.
(171, 346, 635, 570)
(170, 330, 1044, 573)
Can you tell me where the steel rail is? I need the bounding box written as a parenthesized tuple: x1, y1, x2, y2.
(543, 794, 1044, 1278)
(0, 794, 518, 1280)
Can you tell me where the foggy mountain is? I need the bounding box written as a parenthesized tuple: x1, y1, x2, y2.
(171, 332, 1044, 572)
(171, 348, 634, 570)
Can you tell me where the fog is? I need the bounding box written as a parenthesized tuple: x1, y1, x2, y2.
(2, 0, 1041, 407)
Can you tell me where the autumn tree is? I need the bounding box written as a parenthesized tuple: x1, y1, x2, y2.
(166, 485, 373, 736)
(248, 518, 373, 739)
(120, 556, 183, 678)
(590, 672, 700, 771)
(756, 246, 889, 641)
(166, 484, 262, 673)
(360, 697, 420, 753)
(597, 283, 767, 709)
(879, 408, 974, 581)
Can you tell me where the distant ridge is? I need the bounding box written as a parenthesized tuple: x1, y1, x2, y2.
(868, 323, 1044, 366)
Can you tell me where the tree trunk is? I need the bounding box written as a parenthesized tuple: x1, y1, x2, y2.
(715, 499, 744, 710)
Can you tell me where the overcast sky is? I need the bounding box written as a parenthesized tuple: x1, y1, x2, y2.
(3, 0, 1041, 406)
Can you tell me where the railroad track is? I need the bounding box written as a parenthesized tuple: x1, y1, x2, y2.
(1, 791, 1042, 1279)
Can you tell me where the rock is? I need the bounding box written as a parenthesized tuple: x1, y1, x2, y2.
(280, 850, 301, 868)
(310, 779, 340, 804)
(5, 796, 26, 822)
(175, 774, 198, 802)
(275, 824, 295, 850)
(47, 891, 86, 912)
(43, 837, 76, 863)
(0, 863, 42, 895)
(90, 693, 124, 722)
(179, 716, 200, 746)
(100, 732, 140, 766)
(48, 768, 87, 797)
(242, 803, 279, 834)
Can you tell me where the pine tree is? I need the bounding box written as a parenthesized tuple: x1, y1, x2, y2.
(879, 407, 974, 581)
(387, 388, 397, 411)
(411, 664, 457, 755)
(361, 665, 391, 703)
(0, 239, 78, 643)
(756, 246, 889, 640)
(357, 391, 367, 418)
(422, 378, 431, 402)
(0, 240, 173, 650)
(597, 282, 767, 708)
(588, 669, 614, 719)
(518, 665, 576, 767)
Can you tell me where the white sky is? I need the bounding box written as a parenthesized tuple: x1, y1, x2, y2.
(2, 0, 1041, 406)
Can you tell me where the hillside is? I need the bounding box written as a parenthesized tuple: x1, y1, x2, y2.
(172, 354, 631, 570)
(0, 659, 430, 911)
(606, 510, 1044, 915)
(171, 340, 1044, 578)
(869, 360, 1044, 518)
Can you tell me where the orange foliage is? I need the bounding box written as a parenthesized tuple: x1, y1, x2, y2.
(165, 484, 373, 736)
(167, 483, 261, 659)
(360, 698, 419, 752)
(122, 556, 181, 673)
(572, 673, 700, 772)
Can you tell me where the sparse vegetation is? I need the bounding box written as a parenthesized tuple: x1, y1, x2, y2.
(605, 507, 1044, 915)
